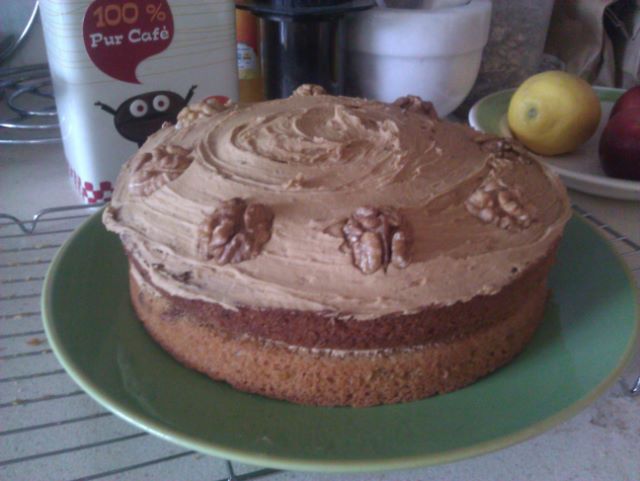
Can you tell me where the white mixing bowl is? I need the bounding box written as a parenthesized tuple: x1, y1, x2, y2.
(346, 0, 492, 116)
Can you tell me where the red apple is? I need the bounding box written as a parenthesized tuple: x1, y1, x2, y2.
(610, 86, 640, 119)
(599, 108, 640, 181)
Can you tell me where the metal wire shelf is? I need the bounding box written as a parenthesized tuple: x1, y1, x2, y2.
(0, 63, 61, 145)
(1, 202, 639, 480)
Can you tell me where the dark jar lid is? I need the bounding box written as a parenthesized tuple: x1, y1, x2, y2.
(235, 0, 376, 18)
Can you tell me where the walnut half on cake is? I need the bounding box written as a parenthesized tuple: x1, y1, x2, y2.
(103, 86, 571, 407)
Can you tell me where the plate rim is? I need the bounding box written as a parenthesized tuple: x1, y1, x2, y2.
(468, 87, 640, 201)
(41, 210, 640, 473)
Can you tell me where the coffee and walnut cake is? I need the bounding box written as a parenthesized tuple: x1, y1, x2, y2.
(103, 85, 571, 407)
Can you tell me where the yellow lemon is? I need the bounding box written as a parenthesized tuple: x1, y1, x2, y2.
(507, 71, 601, 156)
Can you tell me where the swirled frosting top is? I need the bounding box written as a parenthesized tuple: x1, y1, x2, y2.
(104, 87, 571, 320)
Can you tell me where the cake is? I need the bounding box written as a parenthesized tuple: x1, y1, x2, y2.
(103, 85, 572, 407)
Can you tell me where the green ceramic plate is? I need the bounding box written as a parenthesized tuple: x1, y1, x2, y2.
(469, 87, 640, 201)
(42, 212, 638, 473)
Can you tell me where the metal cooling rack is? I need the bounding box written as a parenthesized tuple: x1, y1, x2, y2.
(0, 63, 61, 145)
(0, 203, 639, 481)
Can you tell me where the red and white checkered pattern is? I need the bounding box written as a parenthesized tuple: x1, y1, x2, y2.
(69, 167, 113, 204)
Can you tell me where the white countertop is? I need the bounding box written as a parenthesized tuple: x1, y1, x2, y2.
(2, 24, 640, 480)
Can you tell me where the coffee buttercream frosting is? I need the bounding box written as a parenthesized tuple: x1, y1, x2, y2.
(104, 88, 571, 320)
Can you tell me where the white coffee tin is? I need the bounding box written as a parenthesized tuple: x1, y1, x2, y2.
(40, 0, 238, 203)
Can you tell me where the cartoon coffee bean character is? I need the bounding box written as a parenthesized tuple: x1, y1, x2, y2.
(95, 85, 197, 146)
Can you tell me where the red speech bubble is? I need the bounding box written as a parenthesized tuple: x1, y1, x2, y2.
(83, 0, 174, 84)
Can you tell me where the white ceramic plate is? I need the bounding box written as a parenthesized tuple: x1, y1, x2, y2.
(468, 87, 640, 202)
